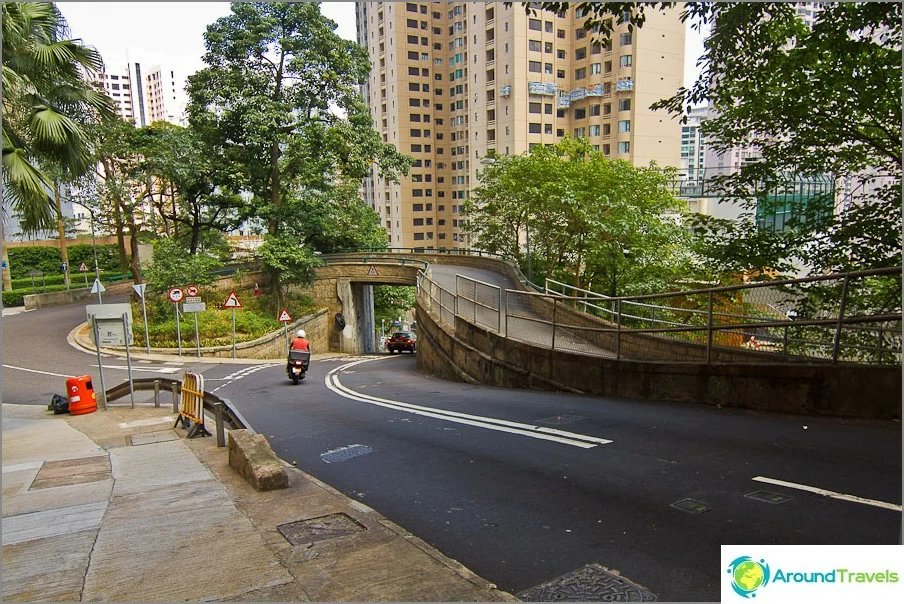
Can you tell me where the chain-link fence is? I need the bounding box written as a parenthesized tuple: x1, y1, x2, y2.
(419, 267, 900, 366)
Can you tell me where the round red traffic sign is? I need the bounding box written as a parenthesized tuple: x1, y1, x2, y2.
(186, 285, 199, 297)
(168, 287, 184, 303)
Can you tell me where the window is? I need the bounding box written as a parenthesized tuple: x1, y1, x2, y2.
(529, 61, 542, 73)
(575, 47, 587, 60)
(620, 32, 633, 46)
(409, 66, 420, 76)
(545, 20, 553, 33)
(407, 19, 418, 28)
(529, 102, 542, 114)
(603, 123, 611, 136)
(408, 51, 419, 60)
(618, 120, 631, 132)
(529, 122, 541, 134)
(603, 103, 612, 115)
(407, 35, 419, 44)
(573, 127, 586, 137)
(575, 28, 587, 40)
(529, 18, 541, 30)
(413, 218, 424, 226)
(574, 107, 586, 119)
(618, 98, 631, 111)
(590, 63, 601, 75)
(544, 41, 553, 53)
(409, 98, 421, 107)
(589, 124, 600, 136)
(414, 233, 425, 241)
(557, 128, 565, 137)
(544, 62, 553, 74)
(411, 144, 422, 152)
(406, 3, 417, 12)
(589, 104, 600, 116)
(410, 128, 422, 137)
(603, 143, 611, 155)
(544, 123, 553, 134)
(528, 39, 541, 52)
(575, 67, 586, 80)
(620, 54, 633, 67)
(557, 69, 565, 79)
(618, 141, 630, 154)
(591, 42, 602, 55)
(605, 60, 613, 74)
(557, 49, 566, 60)
(486, 48, 495, 62)
(557, 29, 565, 39)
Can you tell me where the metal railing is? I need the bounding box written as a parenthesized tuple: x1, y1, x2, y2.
(417, 266, 902, 366)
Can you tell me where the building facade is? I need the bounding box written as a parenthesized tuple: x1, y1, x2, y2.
(94, 54, 187, 127)
(356, 1, 685, 250)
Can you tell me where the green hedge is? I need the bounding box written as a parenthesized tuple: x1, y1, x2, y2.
(1, 284, 70, 307)
(7, 244, 121, 279)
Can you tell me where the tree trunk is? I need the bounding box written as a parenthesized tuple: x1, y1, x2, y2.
(128, 222, 142, 284)
(1, 218, 10, 292)
(101, 158, 129, 272)
(54, 182, 70, 288)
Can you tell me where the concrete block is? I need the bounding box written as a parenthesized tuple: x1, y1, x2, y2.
(228, 430, 288, 491)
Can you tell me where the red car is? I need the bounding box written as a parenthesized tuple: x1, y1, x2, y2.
(387, 331, 416, 354)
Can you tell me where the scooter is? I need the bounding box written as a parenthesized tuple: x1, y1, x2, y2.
(287, 349, 311, 384)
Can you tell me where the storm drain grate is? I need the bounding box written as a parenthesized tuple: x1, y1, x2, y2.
(534, 414, 587, 427)
(320, 444, 373, 464)
(745, 490, 793, 504)
(277, 513, 367, 546)
(517, 563, 657, 601)
(670, 498, 712, 514)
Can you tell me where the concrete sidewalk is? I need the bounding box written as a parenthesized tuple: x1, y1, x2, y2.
(1, 401, 517, 602)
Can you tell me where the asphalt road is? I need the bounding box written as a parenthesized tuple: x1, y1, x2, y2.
(3, 292, 901, 601)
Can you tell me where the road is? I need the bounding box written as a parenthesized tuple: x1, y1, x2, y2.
(2, 291, 901, 601)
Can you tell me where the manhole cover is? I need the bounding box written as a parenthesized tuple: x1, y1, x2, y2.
(129, 431, 178, 446)
(670, 498, 712, 514)
(534, 414, 587, 426)
(518, 563, 657, 601)
(320, 444, 373, 464)
(277, 513, 366, 546)
(745, 490, 792, 504)
(30, 456, 111, 490)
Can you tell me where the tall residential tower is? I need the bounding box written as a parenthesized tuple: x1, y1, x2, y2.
(356, 1, 685, 250)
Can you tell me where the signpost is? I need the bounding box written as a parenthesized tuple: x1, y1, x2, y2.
(132, 283, 150, 353)
(278, 308, 293, 353)
(223, 291, 242, 358)
(182, 294, 206, 358)
(169, 287, 185, 356)
(28, 270, 45, 294)
(86, 303, 134, 409)
(79, 262, 89, 287)
(91, 278, 105, 303)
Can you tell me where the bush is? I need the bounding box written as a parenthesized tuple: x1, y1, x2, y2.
(7, 244, 121, 280)
(1, 284, 70, 307)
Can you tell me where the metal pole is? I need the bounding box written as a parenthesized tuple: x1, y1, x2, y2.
(193, 312, 200, 358)
(90, 211, 101, 303)
(876, 328, 883, 363)
(154, 379, 160, 408)
(832, 275, 851, 364)
(91, 316, 108, 410)
(284, 323, 289, 355)
(231, 308, 236, 359)
(214, 402, 226, 448)
(83, 271, 88, 288)
(174, 303, 182, 357)
(551, 298, 557, 351)
(616, 299, 622, 360)
(706, 291, 714, 364)
(141, 295, 150, 354)
(783, 324, 789, 357)
(122, 313, 135, 409)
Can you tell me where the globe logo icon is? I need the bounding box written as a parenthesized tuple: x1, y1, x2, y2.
(727, 556, 770, 598)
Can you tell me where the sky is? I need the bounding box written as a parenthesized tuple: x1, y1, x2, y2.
(58, 2, 705, 86)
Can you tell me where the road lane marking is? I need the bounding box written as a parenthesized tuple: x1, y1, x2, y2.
(209, 364, 278, 392)
(3, 365, 75, 378)
(90, 365, 181, 374)
(752, 476, 901, 512)
(326, 358, 611, 449)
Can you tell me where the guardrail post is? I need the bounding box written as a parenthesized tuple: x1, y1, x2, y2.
(832, 275, 851, 364)
(171, 382, 179, 413)
(706, 291, 714, 364)
(214, 402, 226, 447)
(551, 298, 558, 351)
(616, 300, 622, 360)
(154, 379, 160, 408)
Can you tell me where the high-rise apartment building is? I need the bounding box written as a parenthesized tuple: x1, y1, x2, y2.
(356, 2, 685, 250)
(94, 54, 187, 127)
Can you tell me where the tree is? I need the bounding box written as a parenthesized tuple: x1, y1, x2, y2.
(186, 2, 410, 303)
(466, 138, 692, 296)
(144, 237, 221, 292)
(525, 2, 902, 276)
(135, 122, 247, 255)
(1, 1, 114, 290)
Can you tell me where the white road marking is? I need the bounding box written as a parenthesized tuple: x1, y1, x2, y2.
(90, 365, 181, 374)
(326, 358, 612, 449)
(209, 364, 278, 392)
(3, 365, 74, 378)
(752, 476, 902, 512)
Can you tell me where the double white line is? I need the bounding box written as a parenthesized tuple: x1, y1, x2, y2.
(325, 358, 612, 449)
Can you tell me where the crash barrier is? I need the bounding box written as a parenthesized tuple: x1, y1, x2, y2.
(175, 372, 210, 438)
(104, 377, 248, 447)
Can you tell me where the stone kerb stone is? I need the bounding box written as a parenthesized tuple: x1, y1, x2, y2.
(228, 429, 288, 491)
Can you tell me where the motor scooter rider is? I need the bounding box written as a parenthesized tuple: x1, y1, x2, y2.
(291, 329, 310, 352)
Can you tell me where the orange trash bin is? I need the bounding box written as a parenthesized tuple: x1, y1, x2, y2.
(66, 375, 97, 415)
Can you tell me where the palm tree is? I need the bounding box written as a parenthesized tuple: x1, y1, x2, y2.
(2, 2, 114, 290)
